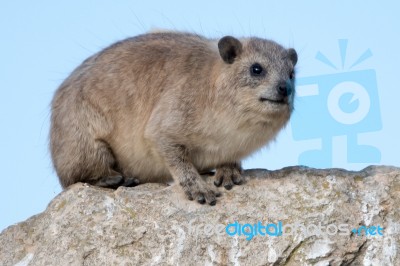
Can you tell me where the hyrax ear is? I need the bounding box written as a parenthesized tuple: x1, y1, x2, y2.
(218, 36, 243, 64)
(287, 48, 298, 66)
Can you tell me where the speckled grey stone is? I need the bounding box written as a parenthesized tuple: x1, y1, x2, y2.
(1, 166, 399, 265)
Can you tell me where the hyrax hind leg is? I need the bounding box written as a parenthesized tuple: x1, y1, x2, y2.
(71, 138, 140, 188)
(50, 97, 138, 189)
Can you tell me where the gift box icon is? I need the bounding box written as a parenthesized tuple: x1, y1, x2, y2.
(291, 40, 382, 167)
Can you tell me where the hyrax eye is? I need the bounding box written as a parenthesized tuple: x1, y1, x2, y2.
(289, 70, 294, 79)
(250, 63, 264, 76)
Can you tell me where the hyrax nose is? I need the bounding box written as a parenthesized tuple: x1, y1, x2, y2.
(277, 85, 287, 97)
(277, 80, 292, 97)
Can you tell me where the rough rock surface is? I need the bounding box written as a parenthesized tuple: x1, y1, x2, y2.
(1, 166, 399, 265)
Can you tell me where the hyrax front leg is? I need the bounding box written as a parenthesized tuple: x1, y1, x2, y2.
(157, 142, 221, 205)
(214, 162, 244, 190)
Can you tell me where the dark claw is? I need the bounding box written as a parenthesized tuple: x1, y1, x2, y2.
(199, 170, 215, 176)
(122, 177, 140, 187)
(94, 175, 124, 188)
(232, 178, 243, 185)
(197, 195, 206, 204)
(209, 199, 217, 206)
(214, 179, 222, 187)
(186, 192, 194, 201)
(224, 184, 233, 190)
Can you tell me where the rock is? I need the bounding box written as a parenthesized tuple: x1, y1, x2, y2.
(1, 166, 399, 265)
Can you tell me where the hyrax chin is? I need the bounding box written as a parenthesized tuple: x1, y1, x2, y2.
(50, 31, 297, 205)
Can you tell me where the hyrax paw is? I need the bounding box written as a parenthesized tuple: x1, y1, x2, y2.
(181, 179, 221, 206)
(94, 175, 124, 188)
(214, 165, 244, 190)
(121, 176, 140, 187)
(93, 174, 139, 188)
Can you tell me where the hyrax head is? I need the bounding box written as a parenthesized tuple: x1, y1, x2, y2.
(217, 36, 298, 122)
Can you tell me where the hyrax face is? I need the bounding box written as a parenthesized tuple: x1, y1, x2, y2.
(217, 36, 298, 124)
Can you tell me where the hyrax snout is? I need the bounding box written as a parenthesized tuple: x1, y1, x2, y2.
(50, 31, 297, 205)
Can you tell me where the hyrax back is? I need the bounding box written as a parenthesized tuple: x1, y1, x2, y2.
(50, 31, 297, 205)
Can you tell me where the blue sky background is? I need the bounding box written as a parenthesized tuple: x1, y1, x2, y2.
(1, 1, 399, 231)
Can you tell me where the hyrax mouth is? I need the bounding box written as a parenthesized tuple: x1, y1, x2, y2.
(259, 97, 287, 105)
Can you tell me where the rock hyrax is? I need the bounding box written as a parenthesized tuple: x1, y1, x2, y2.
(50, 31, 298, 205)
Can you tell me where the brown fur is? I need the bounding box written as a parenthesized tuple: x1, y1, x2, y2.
(50, 31, 297, 205)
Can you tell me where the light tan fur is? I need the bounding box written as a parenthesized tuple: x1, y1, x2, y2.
(50, 31, 297, 205)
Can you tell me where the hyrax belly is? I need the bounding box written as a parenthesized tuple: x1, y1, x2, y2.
(50, 31, 297, 205)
